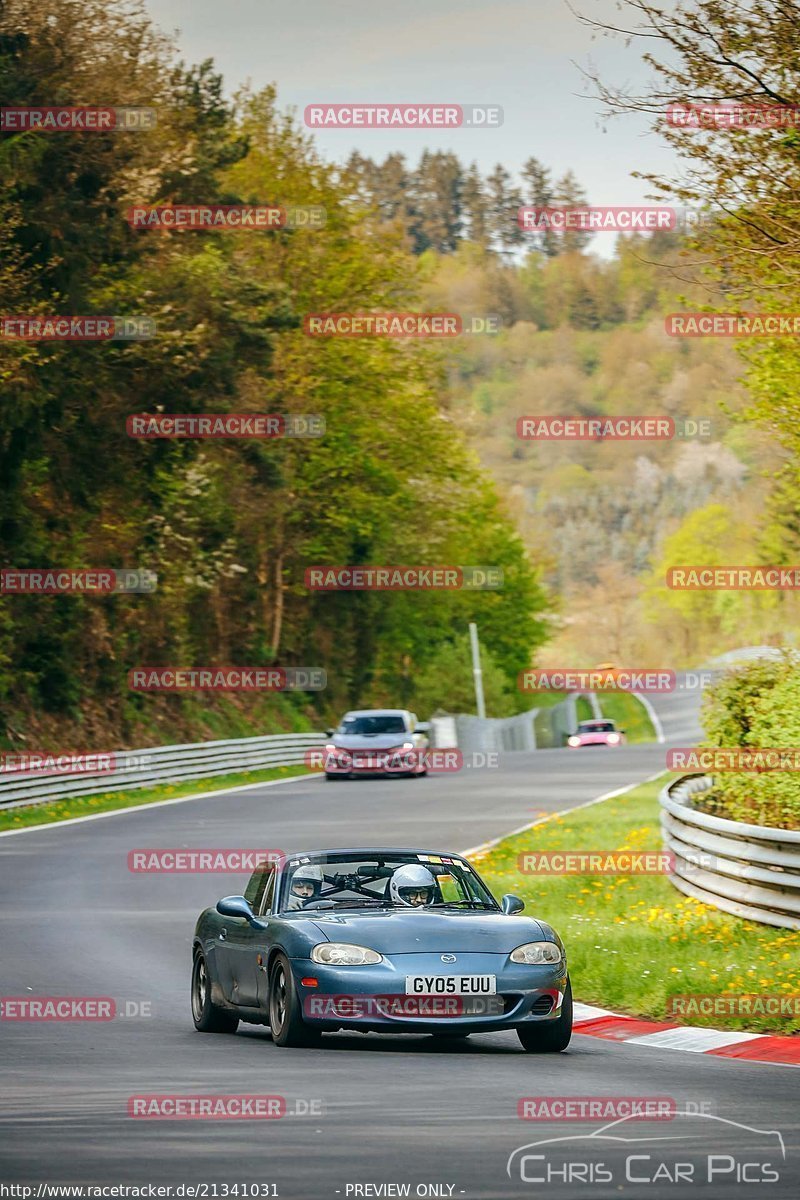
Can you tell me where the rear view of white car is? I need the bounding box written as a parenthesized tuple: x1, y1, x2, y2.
(324, 709, 430, 779)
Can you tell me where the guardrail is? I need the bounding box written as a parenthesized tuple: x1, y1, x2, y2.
(451, 693, 596, 754)
(660, 773, 800, 930)
(0, 733, 325, 811)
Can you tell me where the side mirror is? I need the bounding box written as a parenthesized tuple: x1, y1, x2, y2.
(501, 893, 525, 915)
(325, 728, 334, 738)
(216, 895, 261, 926)
(415, 722, 430, 734)
(619, 728, 626, 735)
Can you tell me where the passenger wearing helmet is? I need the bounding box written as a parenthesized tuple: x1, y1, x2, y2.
(288, 864, 324, 910)
(389, 863, 437, 907)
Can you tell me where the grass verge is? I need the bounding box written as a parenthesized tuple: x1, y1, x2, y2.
(472, 776, 800, 1034)
(0, 763, 313, 833)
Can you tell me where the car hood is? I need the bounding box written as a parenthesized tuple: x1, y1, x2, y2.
(330, 734, 413, 751)
(307, 908, 546, 954)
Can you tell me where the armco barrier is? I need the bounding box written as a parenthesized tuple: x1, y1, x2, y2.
(660, 773, 800, 930)
(451, 692, 602, 754)
(0, 733, 325, 811)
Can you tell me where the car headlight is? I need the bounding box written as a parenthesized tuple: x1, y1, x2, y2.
(510, 941, 563, 965)
(567, 736, 580, 747)
(310, 943, 383, 965)
(607, 733, 620, 744)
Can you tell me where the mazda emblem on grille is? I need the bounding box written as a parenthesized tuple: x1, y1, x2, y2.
(441, 953, 457, 963)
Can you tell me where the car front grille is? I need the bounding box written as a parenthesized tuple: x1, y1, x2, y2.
(530, 994, 555, 1015)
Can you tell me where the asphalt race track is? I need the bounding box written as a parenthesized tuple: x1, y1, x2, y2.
(1, 685, 798, 1199)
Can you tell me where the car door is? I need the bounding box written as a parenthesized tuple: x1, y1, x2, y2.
(217, 863, 275, 1007)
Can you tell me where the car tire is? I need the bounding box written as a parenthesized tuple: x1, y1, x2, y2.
(268, 953, 322, 1048)
(191, 950, 239, 1034)
(517, 979, 572, 1053)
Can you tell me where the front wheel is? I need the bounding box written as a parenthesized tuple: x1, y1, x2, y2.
(517, 979, 572, 1053)
(191, 951, 239, 1033)
(268, 953, 322, 1047)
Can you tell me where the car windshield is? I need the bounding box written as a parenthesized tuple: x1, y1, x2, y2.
(578, 721, 616, 733)
(278, 853, 498, 913)
(337, 715, 408, 735)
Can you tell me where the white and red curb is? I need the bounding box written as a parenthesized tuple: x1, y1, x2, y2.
(573, 1002, 800, 1066)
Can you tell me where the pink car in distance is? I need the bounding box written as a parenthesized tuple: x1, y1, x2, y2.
(567, 719, 625, 748)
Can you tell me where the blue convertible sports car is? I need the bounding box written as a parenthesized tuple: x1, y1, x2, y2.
(191, 847, 572, 1052)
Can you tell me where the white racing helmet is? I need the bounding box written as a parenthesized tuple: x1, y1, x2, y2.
(390, 863, 437, 907)
(290, 863, 324, 899)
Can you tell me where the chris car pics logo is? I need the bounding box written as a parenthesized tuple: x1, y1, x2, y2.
(507, 1112, 785, 1186)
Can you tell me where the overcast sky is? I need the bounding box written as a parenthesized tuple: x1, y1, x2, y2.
(144, 0, 679, 219)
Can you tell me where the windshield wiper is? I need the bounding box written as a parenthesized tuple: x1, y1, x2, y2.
(427, 900, 492, 909)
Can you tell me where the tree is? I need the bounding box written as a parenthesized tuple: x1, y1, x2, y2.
(551, 169, 592, 255)
(461, 162, 491, 248)
(521, 156, 559, 257)
(579, 0, 800, 559)
(408, 150, 463, 253)
(485, 164, 525, 258)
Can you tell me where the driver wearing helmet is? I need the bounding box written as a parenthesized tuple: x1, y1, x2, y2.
(389, 863, 438, 907)
(287, 864, 324, 910)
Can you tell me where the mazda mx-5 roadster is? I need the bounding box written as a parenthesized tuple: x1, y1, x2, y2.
(191, 847, 572, 1051)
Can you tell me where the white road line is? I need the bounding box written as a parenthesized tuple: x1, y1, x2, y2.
(0, 773, 321, 839)
(461, 770, 667, 859)
(632, 692, 665, 743)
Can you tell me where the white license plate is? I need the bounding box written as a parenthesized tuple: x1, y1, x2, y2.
(405, 975, 496, 996)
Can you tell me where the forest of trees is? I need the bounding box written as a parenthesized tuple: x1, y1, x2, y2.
(0, 0, 548, 746)
(3, 0, 800, 750)
(342, 149, 591, 258)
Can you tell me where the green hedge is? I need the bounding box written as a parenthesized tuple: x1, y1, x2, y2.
(697, 657, 800, 830)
